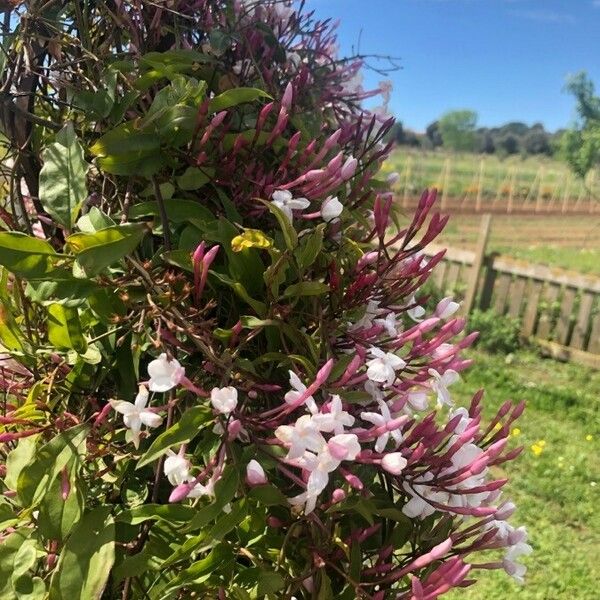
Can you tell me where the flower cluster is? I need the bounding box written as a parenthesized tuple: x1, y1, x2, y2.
(0, 0, 528, 598)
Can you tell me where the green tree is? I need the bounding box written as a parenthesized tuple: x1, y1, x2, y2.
(438, 109, 477, 151)
(562, 72, 600, 177)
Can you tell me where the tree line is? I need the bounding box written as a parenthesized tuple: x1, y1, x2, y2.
(389, 111, 564, 157)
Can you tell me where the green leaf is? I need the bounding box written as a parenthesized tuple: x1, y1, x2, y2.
(210, 271, 267, 316)
(0, 529, 31, 599)
(176, 167, 214, 190)
(129, 199, 215, 224)
(76, 207, 115, 233)
(116, 504, 195, 525)
(37, 466, 84, 542)
(282, 281, 330, 298)
(48, 506, 115, 600)
(39, 123, 89, 231)
(136, 406, 212, 468)
(47, 304, 87, 353)
(161, 544, 232, 595)
(249, 484, 287, 506)
(17, 424, 89, 508)
(263, 199, 298, 250)
(66, 223, 146, 276)
(96, 151, 163, 177)
(0, 232, 59, 278)
(0, 300, 24, 351)
(208, 87, 271, 113)
(90, 121, 160, 157)
(4, 435, 39, 491)
(297, 224, 325, 269)
(207, 500, 247, 540)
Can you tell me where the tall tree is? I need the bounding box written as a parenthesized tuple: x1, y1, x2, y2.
(438, 109, 477, 152)
(562, 72, 600, 178)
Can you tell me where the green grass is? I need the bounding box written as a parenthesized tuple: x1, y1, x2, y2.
(447, 349, 600, 599)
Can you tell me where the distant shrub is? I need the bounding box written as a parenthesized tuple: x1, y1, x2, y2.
(469, 310, 522, 354)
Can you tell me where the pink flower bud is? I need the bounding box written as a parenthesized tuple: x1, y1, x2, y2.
(227, 419, 243, 440)
(340, 156, 357, 180)
(381, 452, 407, 475)
(495, 501, 516, 520)
(210, 110, 227, 128)
(281, 82, 293, 110)
(246, 459, 267, 486)
(267, 515, 284, 527)
(331, 488, 346, 503)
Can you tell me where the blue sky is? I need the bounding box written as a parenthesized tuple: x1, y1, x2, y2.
(303, 0, 600, 132)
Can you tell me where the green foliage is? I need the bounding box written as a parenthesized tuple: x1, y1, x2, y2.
(562, 72, 600, 178)
(468, 309, 522, 354)
(438, 110, 478, 152)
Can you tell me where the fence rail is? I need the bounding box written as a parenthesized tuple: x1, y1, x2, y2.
(424, 216, 600, 368)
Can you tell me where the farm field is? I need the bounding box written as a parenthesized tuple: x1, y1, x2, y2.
(437, 213, 600, 275)
(385, 149, 600, 208)
(447, 349, 600, 600)
(385, 150, 600, 274)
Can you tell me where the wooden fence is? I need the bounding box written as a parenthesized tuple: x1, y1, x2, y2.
(425, 215, 600, 368)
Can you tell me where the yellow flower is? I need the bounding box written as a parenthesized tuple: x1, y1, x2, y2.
(511, 428, 521, 437)
(531, 443, 544, 457)
(231, 229, 273, 252)
(586, 434, 594, 442)
(538, 440, 546, 447)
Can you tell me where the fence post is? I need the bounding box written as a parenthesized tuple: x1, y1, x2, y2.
(462, 213, 492, 315)
(475, 158, 485, 212)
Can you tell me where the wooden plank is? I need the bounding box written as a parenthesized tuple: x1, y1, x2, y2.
(508, 277, 526, 318)
(521, 280, 542, 337)
(588, 313, 600, 354)
(445, 262, 460, 293)
(556, 287, 576, 345)
(463, 214, 492, 315)
(536, 339, 600, 370)
(432, 261, 447, 290)
(536, 283, 560, 339)
(571, 292, 595, 350)
(423, 244, 600, 293)
(493, 273, 511, 315)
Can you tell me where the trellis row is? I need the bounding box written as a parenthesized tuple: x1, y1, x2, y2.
(423, 223, 600, 368)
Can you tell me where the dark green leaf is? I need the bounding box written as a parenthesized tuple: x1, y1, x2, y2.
(129, 199, 215, 224)
(283, 281, 330, 298)
(136, 406, 212, 468)
(116, 504, 196, 525)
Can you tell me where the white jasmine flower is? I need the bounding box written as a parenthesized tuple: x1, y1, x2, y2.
(366, 347, 406, 387)
(210, 386, 238, 415)
(350, 299, 381, 331)
(320, 196, 343, 222)
(428, 368, 460, 407)
(284, 370, 318, 414)
(164, 449, 190, 485)
(407, 295, 425, 322)
(110, 384, 162, 449)
(311, 395, 355, 435)
(361, 400, 403, 452)
(275, 414, 325, 460)
(374, 312, 399, 337)
(271, 189, 310, 222)
(147, 353, 185, 392)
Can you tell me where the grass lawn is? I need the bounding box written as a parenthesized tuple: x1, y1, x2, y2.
(447, 348, 600, 599)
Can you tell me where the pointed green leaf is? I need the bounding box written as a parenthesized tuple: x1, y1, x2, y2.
(0, 232, 59, 278)
(208, 87, 271, 113)
(39, 123, 89, 230)
(47, 304, 87, 353)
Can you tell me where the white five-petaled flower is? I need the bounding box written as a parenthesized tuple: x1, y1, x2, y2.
(271, 190, 310, 222)
(311, 395, 355, 435)
(407, 387, 429, 412)
(210, 386, 238, 415)
(288, 433, 361, 514)
(320, 196, 343, 223)
(428, 368, 460, 407)
(366, 347, 406, 387)
(164, 449, 190, 485)
(374, 311, 399, 338)
(361, 400, 403, 452)
(381, 452, 408, 475)
(502, 527, 532, 585)
(110, 384, 162, 449)
(284, 370, 318, 414)
(147, 353, 185, 392)
(275, 414, 325, 460)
